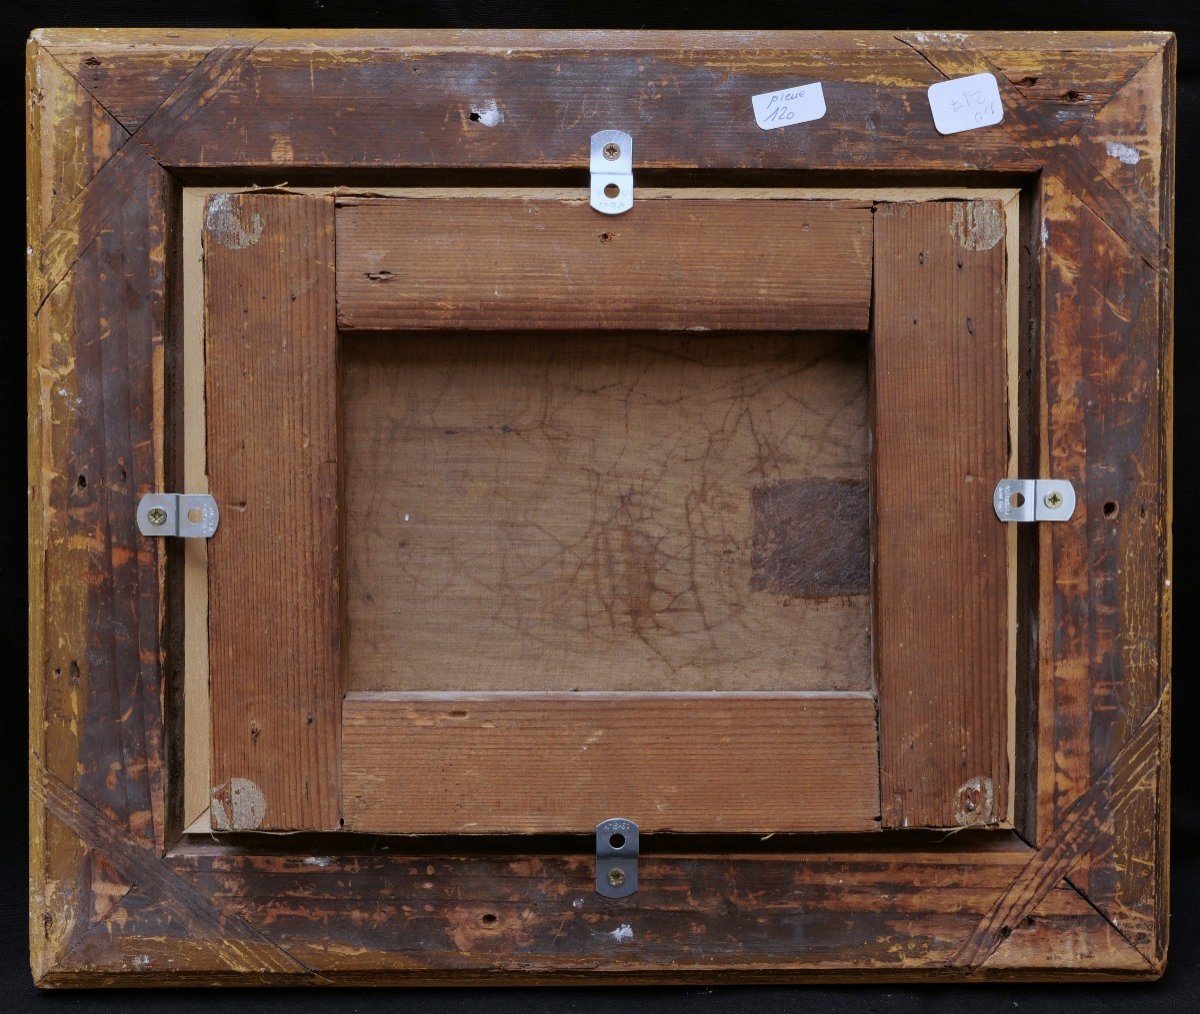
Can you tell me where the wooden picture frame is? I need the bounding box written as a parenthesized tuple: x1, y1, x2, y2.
(27, 29, 1173, 985)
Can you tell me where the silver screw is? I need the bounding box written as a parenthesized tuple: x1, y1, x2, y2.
(147, 506, 168, 527)
(606, 868, 625, 888)
(1043, 490, 1064, 510)
(603, 142, 621, 161)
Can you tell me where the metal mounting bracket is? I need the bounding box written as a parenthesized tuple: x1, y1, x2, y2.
(137, 493, 220, 538)
(595, 817, 639, 898)
(993, 478, 1076, 523)
(589, 130, 633, 215)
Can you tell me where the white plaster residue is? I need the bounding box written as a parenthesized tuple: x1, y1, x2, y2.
(303, 856, 333, 867)
(470, 100, 504, 127)
(205, 193, 265, 250)
(609, 924, 634, 942)
(1105, 141, 1141, 166)
(210, 777, 267, 831)
(132, 954, 151, 970)
(950, 202, 1004, 252)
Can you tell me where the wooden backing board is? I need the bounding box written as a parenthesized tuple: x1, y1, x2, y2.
(203, 193, 341, 831)
(335, 197, 873, 332)
(873, 200, 1012, 830)
(342, 692, 881, 833)
(181, 185, 1019, 832)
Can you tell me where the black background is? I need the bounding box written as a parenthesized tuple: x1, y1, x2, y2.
(2, 2, 1195, 1009)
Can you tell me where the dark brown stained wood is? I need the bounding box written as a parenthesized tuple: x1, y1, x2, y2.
(982, 43, 1157, 135)
(41, 28, 1168, 151)
(899, 35, 1161, 268)
(145, 839, 1138, 983)
(955, 692, 1164, 971)
(27, 36, 174, 981)
(1036, 173, 1166, 953)
(341, 331, 871, 694)
(32, 43, 255, 306)
(204, 193, 340, 832)
(873, 200, 1010, 830)
(1077, 49, 1168, 233)
(335, 198, 872, 332)
(34, 771, 306, 978)
(27, 29, 1173, 985)
(342, 692, 880, 833)
(49, 32, 1123, 175)
(27, 50, 127, 232)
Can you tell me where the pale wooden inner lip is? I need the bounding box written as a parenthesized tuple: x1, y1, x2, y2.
(181, 184, 1020, 834)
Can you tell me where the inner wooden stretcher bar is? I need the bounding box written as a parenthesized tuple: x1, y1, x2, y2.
(192, 189, 1016, 837)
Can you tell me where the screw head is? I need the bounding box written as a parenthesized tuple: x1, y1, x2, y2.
(606, 868, 625, 888)
(147, 506, 168, 526)
(602, 142, 621, 161)
(1043, 490, 1064, 510)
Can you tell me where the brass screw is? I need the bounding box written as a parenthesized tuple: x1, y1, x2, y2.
(602, 142, 621, 161)
(147, 506, 168, 526)
(606, 868, 625, 888)
(1043, 490, 1064, 510)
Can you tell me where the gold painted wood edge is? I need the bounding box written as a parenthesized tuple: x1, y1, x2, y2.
(1005, 191, 1020, 827)
(33, 27, 1174, 52)
(182, 188, 210, 831)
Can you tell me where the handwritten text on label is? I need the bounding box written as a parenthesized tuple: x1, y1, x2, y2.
(751, 83, 827, 131)
(927, 73, 1004, 135)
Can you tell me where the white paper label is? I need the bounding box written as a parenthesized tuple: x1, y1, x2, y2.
(927, 72, 1004, 135)
(751, 83, 826, 130)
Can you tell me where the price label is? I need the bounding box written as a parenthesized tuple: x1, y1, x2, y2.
(751, 83, 827, 131)
(927, 72, 1004, 135)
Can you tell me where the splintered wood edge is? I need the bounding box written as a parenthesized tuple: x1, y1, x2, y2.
(181, 184, 1021, 835)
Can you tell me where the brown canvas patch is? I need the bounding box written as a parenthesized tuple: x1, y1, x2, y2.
(750, 478, 870, 597)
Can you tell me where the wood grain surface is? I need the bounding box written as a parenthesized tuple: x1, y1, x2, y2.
(1037, 172, 1168, 956)
(342, 692, 880, 833)
(336, 197, 872, 332)
(26, 29, 1172, 984)
(204, 193, 341, 831)
(342, 331, 870, 693)
(873, 200, 1011, 830)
